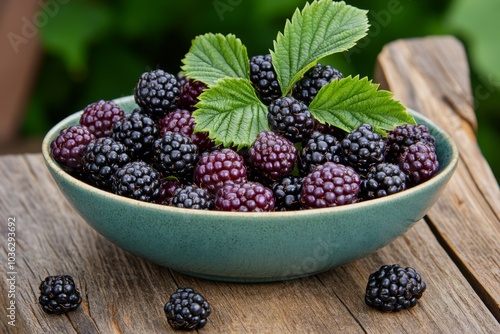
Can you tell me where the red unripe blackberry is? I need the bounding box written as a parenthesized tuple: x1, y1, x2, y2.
(300, 162, 360, 209)
(249, 54, 281, 105)
(79, 100, 125, 138)
(292, 63, 343, 104)
(134, 69, 180, 119)
(248, 131, 297, 182)
(178, 78, 207, 111)
(194, 148, 247, 194)
(268, 96, 314, 142)
(399, 141, 439, 186)
(386, 124, 435, 162)
(50, 125, 96, 173)
(215, 181, 275, 212)
(158, 109, 214, 152)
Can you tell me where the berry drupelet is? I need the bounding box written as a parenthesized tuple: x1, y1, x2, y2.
(50, 125, 96, 174)
(134, 69, 180, 119)
(268, 96, 314, 142)
(292, 63, 343, 104)
(215, 181, 275, 212)
(153, 131, 199, 180)
(38, 275, 82, 315)
(79, 100, 125, 138)
(170, 185, 214, 210)
(164, 288, 211, 330)
(249, 54, 281, 105)
(299, 131, 342, 175)
(360, 163, 406, 200)
(111, 161, 161, 203)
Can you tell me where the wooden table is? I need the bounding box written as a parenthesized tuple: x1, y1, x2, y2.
(1, 36, 499, 333)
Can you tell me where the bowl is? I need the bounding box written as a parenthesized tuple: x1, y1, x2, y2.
(41, 96, 458, 282)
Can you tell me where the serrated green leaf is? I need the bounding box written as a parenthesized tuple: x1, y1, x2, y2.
(271, 0, 369, 95)
(193, 78, 269, 149)
(309, 76, 416, 134)
(181, 33, 249, 86)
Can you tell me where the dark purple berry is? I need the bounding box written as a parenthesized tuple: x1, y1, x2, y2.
(215, 181, 275, 212)
(79, 100, 125, 138)
(50, 125, 95, 173)
(386, 124, 435, 162)
(178, 78, 207, 111)
(360, 163, 406, 200)
(398, 141, 439, 186)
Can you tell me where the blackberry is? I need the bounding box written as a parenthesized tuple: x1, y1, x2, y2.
(365, 264, 426, 312)
(83, 137, 131, 190)
(249, 54, 281, 105)
(341, 124, 387, 175)
(111, 161, 161, 203)
(170, 185, 214, 210)
(292, 63, 343, 104)
(79, 100, 125, 138)
(158, 109, 214, 152)
(178, 78, 207, 111)
(38, 275, 82, 314)
(268, 96, 314, 142)
(300, 162, 360, 209)
(386, 124, 435, 162)
(153, 131, 199, 180)
(399, 141, 439, 186)
(157, 179, 182, 205)
(194, 148, 247, 195)
(215, 181, 275, 212)
(273, 176, 303, 211)
(248, 131, 297, 181)
(134, 69, 180, 119)
(164, 287, 211, 330)
(50, 125, 96, 173)
(299, 131, 342, 175)
(314, 122, 347, 140)
(360, 163, 406, 200)
(111, 110, 158, 161)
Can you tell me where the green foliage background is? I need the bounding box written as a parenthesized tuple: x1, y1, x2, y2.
(25, 0, 499, 181)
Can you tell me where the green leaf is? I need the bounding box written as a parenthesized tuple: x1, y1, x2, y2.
(181, 33, 250, 86)
(309, 76, 416, 134)
(193, 78, 269, 149)
(271, 0, 369, 95)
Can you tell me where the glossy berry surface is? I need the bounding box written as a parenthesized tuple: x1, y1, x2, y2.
(399, 141, 439, 186)
(215, 181, 275, 212)
(111, 161, 161, 203)
(50, 125, 96, 173)
(249, 54, 281, 105)
(134, 69, 180, 119)
(164, 288, 211, 330)
(268, 96, 314, 142)
(360, 163, 406, 200)
(39, 275, 82, 315)
(80, 100, 125, 138)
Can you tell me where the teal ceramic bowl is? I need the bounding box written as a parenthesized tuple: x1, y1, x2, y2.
(42, 96, 458, 282)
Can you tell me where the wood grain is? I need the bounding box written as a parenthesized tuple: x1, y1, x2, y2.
(375, 36, 500, 321)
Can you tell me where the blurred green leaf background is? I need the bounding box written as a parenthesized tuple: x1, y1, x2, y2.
(24, 0, 499, 181)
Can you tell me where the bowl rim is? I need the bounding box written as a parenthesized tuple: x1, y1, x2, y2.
(42, 97, 459, 219)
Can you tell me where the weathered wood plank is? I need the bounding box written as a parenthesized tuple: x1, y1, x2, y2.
(375, 36, 500, 321)
(1, 154, 498, 333)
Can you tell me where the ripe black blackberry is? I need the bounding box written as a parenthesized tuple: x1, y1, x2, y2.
(399, 141, 439, 186)
(365, 264, 426, 312)
(248, 131, 297, 181)
(215, 181, 275, 212)
(111, 161, 161, 203)
(292, 63, 343, 104)
(134, 69, 180, 119)
(249, 54, 281, 105)
(83, 137, 131, 190)
(164, 287, 211, 330)
(111, 110, 158, 161)
(300, 162, 360, 209)
(50, 125, 96, 173)
(273, 176, 303, 211)
(158, 109, 214, 152)
(38, 275, 82, 314)
(157, 179, 182, 205)
(194, 148, 247, 194)
(153, 131, 199, 180)
(79, 100, 125, 138)
(299, 131, 342, 175)
(386, 124, 435, 162)
(170, 185, 214, 210)
(268, 96, 314, 142)
(341, 124, 387, 175)
(178, 78, 207, 111)
(360, 163, 406, 200)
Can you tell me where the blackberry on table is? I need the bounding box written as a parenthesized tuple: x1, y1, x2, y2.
(111, 110, 158, 161)
(153, 131, 199, 180)
(38, 275, 82, 315)
(300, 162, 360, 209)
(360, 163, 406, 200)
(194, 148, 247, 195)
(292, 63, 343, 104)
(50, 125, 96, 173)
(170, 185, 214, 210)
(83, 137, 131, 190)
(273, 176, 303, 211)
(178, 78, 207, 111)
(399, 141, 439, 186)
(249, 54, 281, 105)
(365, 264, 426, 312)
(111, 161, 161, 203)
(248, 131, 297, 182)
(164, 287, 211, 330)
(134, 69, 180, 119)
(215, 181, 275, 212)
(79, 100, 125, 138)
(341, 123, 387, 175)
(299, 131, 342, 175)
(268, 96, 314, 142)
(386, 124, 435, 162)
